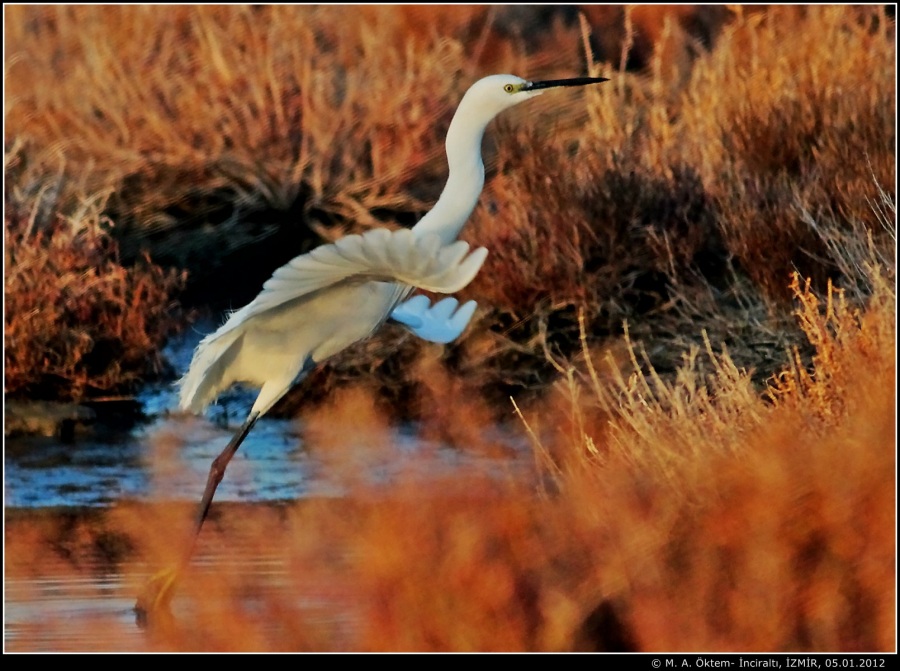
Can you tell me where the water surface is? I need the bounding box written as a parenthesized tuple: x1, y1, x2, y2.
(4, 324, 532, 651)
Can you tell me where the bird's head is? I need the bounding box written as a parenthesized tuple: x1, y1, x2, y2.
(415, 72, 609, 245)
(459, 73, 609, 120)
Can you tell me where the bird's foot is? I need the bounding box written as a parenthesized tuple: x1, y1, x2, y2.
(134, 566, 180, 629)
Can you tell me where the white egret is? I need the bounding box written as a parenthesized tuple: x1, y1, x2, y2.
(136, 72, 607, 620)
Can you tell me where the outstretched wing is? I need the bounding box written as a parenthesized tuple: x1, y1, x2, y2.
(213, 228, 487, 339)
(178, 228, 487, 414)
(390, 295, 479, 344)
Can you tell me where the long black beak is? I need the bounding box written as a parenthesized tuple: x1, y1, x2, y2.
(524, 76, 609, 91)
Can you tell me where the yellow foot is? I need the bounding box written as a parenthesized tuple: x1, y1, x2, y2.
(134, 566, 180, 628)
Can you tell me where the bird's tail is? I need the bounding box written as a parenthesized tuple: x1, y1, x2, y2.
(178, 329, 244, 414)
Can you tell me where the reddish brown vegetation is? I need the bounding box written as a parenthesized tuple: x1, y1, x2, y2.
(4, 190, 184, 400)
(3, 5, 895, 652)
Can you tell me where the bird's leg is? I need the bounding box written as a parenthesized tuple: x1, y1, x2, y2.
(135, 412, 260, 625)
(191, 411, 260, 547)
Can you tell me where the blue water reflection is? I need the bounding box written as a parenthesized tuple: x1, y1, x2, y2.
(5, 323, 531, 509)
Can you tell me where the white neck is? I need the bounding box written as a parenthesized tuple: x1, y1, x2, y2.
(411, 95, 498, 245)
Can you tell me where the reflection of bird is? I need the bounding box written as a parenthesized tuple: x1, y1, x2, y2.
(136, 73, 607, 621)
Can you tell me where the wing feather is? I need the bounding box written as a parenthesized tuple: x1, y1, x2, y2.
(213, 229, 487, 339)
(178, 229, 486, 413)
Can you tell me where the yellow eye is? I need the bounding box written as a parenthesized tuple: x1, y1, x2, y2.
(503, 83, 515, 93)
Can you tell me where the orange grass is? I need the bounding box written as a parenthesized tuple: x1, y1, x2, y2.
(5, 251, 895, 651)
(5, 5, 894, 404)
(3, 4, 895, 653)
(5, 6, 530, 246)
(4, 188, 185, 400)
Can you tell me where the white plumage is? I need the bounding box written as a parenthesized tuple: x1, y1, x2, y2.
(178, 73, 608, 423)
(178, 228, 488, 416)
(136, 73, 607, 620)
